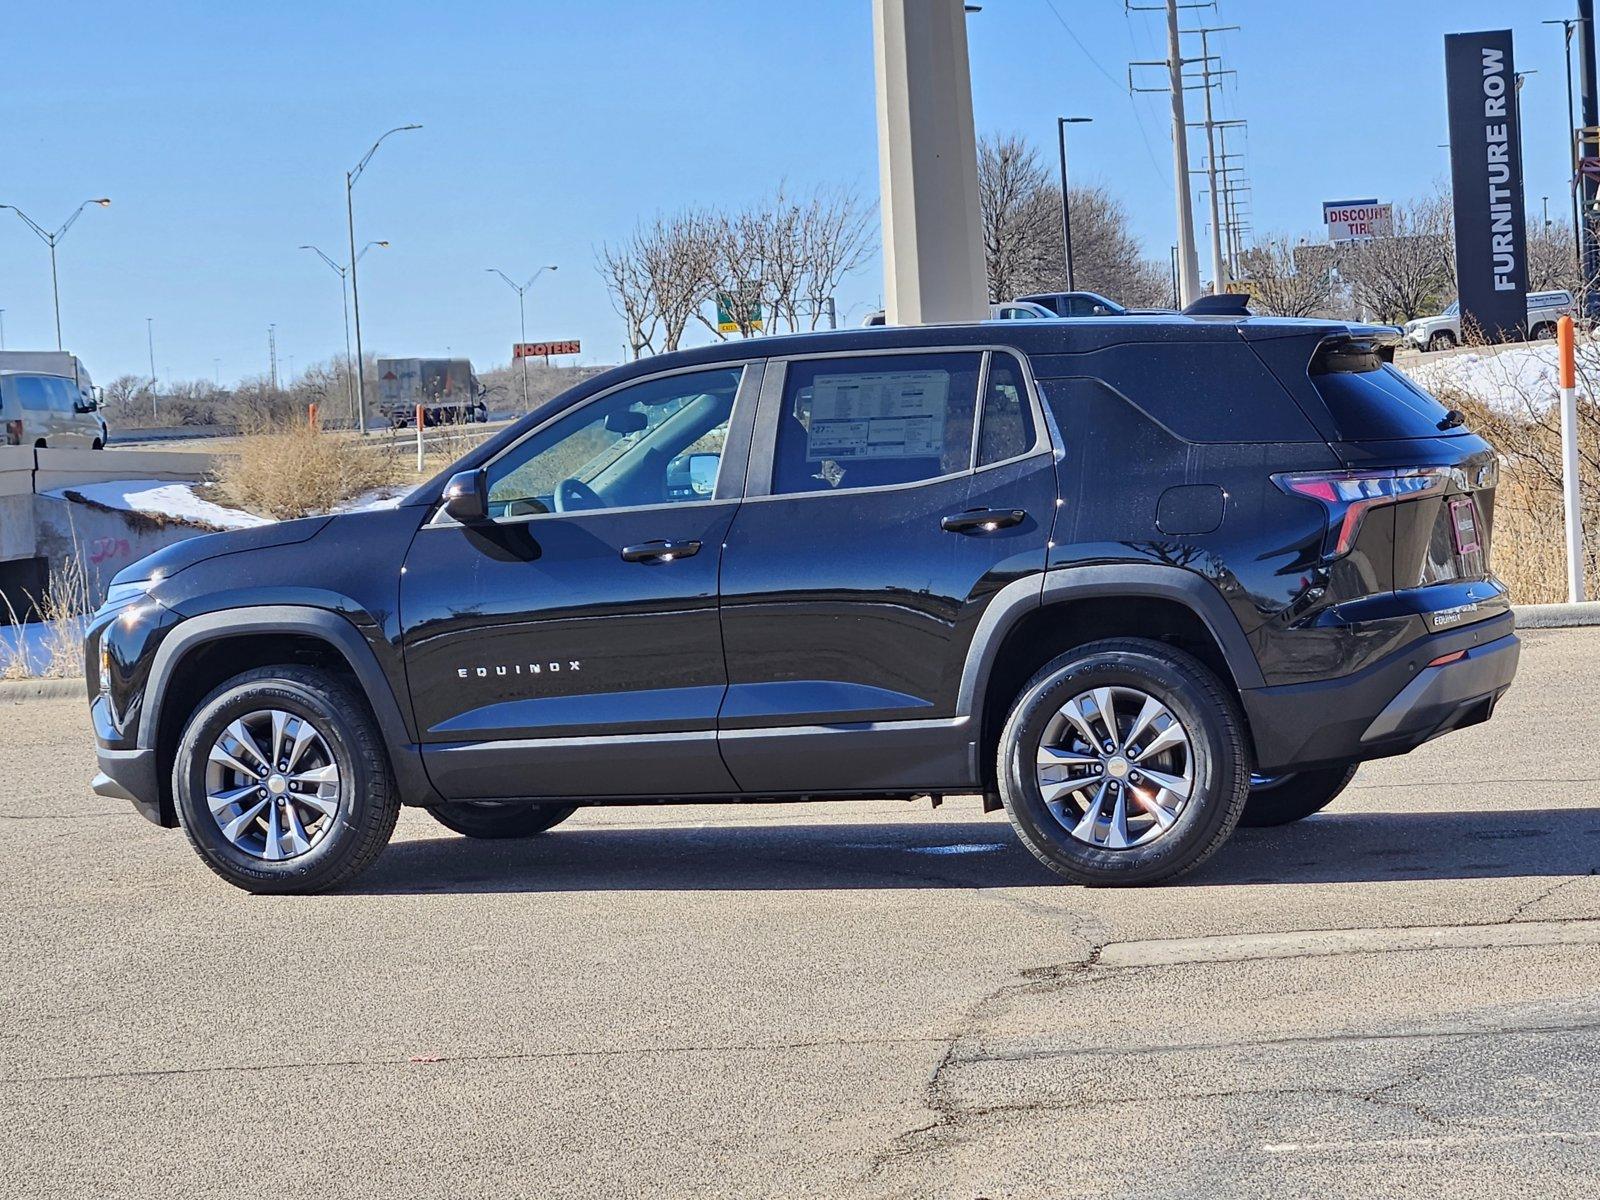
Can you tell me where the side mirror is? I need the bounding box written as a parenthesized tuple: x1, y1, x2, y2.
(442, 469, 488, 524)
(687, 452, 720, 496)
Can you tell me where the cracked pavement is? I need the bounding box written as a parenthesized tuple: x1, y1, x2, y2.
(5, 627, 1600, 1197)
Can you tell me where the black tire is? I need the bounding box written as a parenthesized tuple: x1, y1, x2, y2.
(171, 666, 399, 894)
(1428, 331, 1457, 352)
(91, 438, 103, 450)
(428, 801, 577, 839)
(1530, 322, 1556, 341)
(998, 638, 1250, 886)
(1238, 762, 1359, 828)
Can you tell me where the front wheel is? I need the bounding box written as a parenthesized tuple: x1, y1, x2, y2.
(428, 801, 577, 839)
(172, 666, 399, 894)
(998, 638, 1250, 886)
(1238, 762, 1359, 827)
(1428, 331, 1457, 352)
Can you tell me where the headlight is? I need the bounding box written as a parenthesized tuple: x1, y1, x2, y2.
(103, 578, 155, 607)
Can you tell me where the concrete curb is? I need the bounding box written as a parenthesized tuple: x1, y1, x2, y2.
(0, 677, 85, 703)
(1515, 602, 1600, 628)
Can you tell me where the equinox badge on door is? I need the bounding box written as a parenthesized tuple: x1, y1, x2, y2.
(458, 660, 582, 679)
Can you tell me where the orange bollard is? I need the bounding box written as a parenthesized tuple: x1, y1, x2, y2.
(307, 402, 319, 428)
(1559, 315, 1576, 390)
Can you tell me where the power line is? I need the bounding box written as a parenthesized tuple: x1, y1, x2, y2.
(1038, 0, 1166, 180)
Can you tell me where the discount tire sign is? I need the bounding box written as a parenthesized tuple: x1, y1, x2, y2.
(1445, 28, 1528, 341)
(1322, 200, 1392, 243)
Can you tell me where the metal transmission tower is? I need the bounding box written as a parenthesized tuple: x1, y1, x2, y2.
(1181, 24, 1238, 294)
(1127, 0, 1214, 306)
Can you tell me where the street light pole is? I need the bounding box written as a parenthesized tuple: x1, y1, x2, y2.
(346, 125, 420, 435)
(1547, 18, 1587, 280)
(146, 316, 156, 420)
(1055, 117, 1092, 290)
(302, 241, 387, 425)
(0, 198, 111, 350)
(488, 265, 557, 410)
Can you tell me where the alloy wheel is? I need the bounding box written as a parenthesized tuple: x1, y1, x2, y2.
(1034, 685, 1195, 849)
(204, 709, 342, 861)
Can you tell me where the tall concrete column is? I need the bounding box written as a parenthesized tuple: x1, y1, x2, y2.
(873, 0, 988, 325)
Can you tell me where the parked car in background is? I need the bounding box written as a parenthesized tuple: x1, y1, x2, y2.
(1019, 291, 1181, 317)
(1402, 291, 1573, 352)
(862, 301, 1056, 326)
(1017, 290, 1128, 317)
(0, 351, 106, 448)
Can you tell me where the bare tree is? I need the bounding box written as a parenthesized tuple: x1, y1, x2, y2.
(797, 186, 874, 328)
(597, 233, 661, 360)
(977, 132, 1171, 307)
(1336, 201, 1453, 323)
(1236, 236, 1339, 317)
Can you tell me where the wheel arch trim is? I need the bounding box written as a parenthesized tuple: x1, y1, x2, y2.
(956, 563, 1265, 720)
(138, 605, 415, 751)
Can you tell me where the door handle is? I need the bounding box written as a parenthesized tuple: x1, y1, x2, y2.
(940, 508, 1026, 534)
(620, 539, 702, 563)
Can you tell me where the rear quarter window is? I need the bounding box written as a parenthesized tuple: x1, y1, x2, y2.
(1309, 364, 1464, 440)
(1028, 341, 1322, 443)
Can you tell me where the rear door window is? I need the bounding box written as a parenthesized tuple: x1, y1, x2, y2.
(770, 353, 981, 495)
(977, 356, 1037, 466)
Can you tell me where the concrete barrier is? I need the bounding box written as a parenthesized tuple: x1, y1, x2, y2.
(0, 446, 224, 613)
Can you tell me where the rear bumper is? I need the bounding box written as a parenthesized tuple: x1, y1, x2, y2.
(92, 746, 169, 827)
(1243, 612, 1519, 773)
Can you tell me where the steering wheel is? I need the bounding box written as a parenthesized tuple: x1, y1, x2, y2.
(554, 477, 605, 513)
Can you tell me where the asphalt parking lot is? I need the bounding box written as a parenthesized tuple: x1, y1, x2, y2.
(6, 626, 1600, 1198)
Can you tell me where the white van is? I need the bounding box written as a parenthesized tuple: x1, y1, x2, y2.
(0, 352, 107, 448)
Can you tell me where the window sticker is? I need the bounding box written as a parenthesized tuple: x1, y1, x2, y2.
(805, 370, 949, 460)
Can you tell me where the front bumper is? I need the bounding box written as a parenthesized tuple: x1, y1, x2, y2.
(1242, 611, 1519, 773)
(92, 745, 169, 826)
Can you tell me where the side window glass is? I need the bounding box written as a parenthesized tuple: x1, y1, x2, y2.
(48, 378, 76, 412)
(978, 357, 1037, 466)
(13, 377, 48, 411)
(771, 353, 980, 496)
(485, 367, 742, 518)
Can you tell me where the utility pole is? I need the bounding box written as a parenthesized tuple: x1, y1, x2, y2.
(1184, 25, 1238, 294)
(1128, 0, 1210, 307)
(268, 324, 279, 391)
(146, 317, 156, 420)
(1582, 0, 1600, 313)
(0, 309, 6, 350)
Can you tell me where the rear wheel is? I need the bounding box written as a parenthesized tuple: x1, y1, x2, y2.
(998, 638, 1250, 886)
(172, 666, 399, 894)
(1530, 321, 1556, 341)
(428, 801, 577, 839)
(1238, 762, 1359, 828)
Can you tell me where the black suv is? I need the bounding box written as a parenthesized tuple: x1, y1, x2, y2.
(86, 317, 1519, 893)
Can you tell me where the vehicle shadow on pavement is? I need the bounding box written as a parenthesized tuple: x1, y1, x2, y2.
(346, 805, 1600, 894)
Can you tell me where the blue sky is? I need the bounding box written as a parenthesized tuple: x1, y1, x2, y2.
(0, 1, 1580, 385)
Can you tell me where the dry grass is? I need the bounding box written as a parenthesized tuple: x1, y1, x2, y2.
(0, 552, 93, 680)
(218, 420, 404, 520)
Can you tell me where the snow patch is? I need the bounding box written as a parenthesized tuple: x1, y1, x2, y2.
(1401, 342, 1599, 415)
(45, 479, 271, 530)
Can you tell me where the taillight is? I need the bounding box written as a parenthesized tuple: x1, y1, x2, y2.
(1273, 469, 1448, 558)
(4, 420, 20, 446)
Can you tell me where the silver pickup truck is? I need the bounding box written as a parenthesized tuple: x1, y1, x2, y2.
(1402, 290, 1573, 351)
